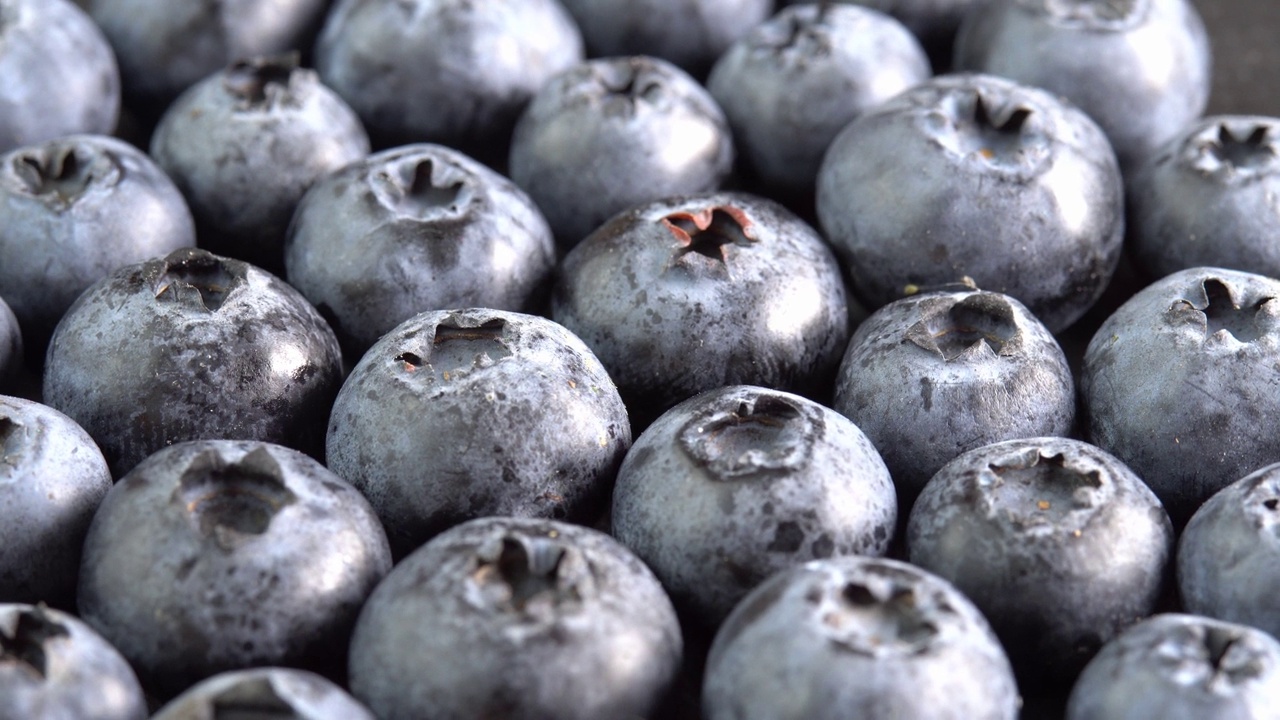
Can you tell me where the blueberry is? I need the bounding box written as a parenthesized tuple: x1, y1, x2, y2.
(509, 56, 735, 249)
(151, 667, 375, 720)
(0, 396, 111, 608)
(348, 516, 682, 720)
(702, 556, 1020, 720)
(907, 436, 1173, 686)
(1177, 463, 1280, 641)
(284, 143, 556, 358)
(326, 308, 631, 556)
(0, 298, 20, 393)
(557, 0, 772, 78)
(0, 0, 120, 152)
(552, 192, 851, 428)
(816, 72, 1125, 333)
(1127, 116, 1280, 281)
(315, 0, 584, 160)
(954, 0, 1212, 171)
(89, 0, 329, 113)
(0, 134, 195, 357)
(1082, 266, 1280, 524)
(611, 385, 897, 626)
(706, 3, 931, 199)
(1065, 614, 1280, 720)
(797, 0, 983, 71)
(77, 440, 392, 698)
(43, 248, 344, 477)
(149, 54, 368, 276)
(833, 289, 1075, 504)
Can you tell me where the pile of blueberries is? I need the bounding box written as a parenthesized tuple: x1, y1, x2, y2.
(4, 0, 1280, 717)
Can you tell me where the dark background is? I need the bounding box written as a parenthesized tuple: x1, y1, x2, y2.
(1196, 0, 1280, 116)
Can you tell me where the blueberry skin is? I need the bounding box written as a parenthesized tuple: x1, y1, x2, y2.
(151, 667, 375, 720)
(0, 396, 111, 608)
(284, 144, 556, 358)
(326, 309, 631, 556)
(509, 56, 735, 249)
(907, 437, 1173, 686)
(557, 0, 772, 78)
(794, 0, 981, 71)
(348, 516, 682, 720)
(0, 604, 147, 720)
(43, 248, 344, 478)
(833, 290, 1075, 504)
(0, 0, 120, 153)
(816, 72, 1125, 333)
(77, 440, 392, 699)
(150, 55, 370, 277)
(0, 298, 20, 392)
(954, 0, 1211, 171)
(702, 556, 1019, 720)
(706, 3, 931, 198)
(553, 192, 851, 428)
(1177, 464, 1280, 642)
(0, 134, 195, 355)
(315, 0, 584, 158)
(1082, 267, 1280, 525)
(89, 0, 329, 112)
(1127, 116, 1280, 281)
(611, 385, 897, 626)
(1066, 614, 1280, 720)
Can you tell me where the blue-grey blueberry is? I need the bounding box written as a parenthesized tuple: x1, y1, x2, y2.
(348, 516, 682, 720)
(797, 0, 983, 70)
(0, 298, 19, 392)
(151, 667, 376, 720)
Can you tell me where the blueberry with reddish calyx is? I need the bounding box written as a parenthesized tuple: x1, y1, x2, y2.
(553, 192, 851, 429)
(43, 248, 344, 477)
(348, 516, 682, 720)
(611, 385, 897, 626)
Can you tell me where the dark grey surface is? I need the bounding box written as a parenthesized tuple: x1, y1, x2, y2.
(1197, 0, 1280, 116)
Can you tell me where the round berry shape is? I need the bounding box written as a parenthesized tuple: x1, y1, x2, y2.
(1066, 614, 1280, 720)
(1178, 463, 1280, 641)
(907, 437, 1173, 686)
(612, 385, 897, 626)
(1127, 115, 1280, 281)
(0, 0, 120, 152)
(43, 248, 344, 478)
(816, 72, 1124, 333)
(954, 0, 1211, 170)
(0, 396, 111, 608)
(315, 0, 584, 159)
(0, 298, 19, 392)
(151, 667, 375, 720)
(284, 143, 556, 357)
(0, 134, 195, 354)
(552, 192, 850, 428)
(702, 556, 1019, 720)
(1082, 266, 1280, 525)
(77, 440, 392, 698)
(509, 56, 735, 249)
(348, 516, 682, 720)
(0, 603, 147, 720)
(326, 309, 631, 556)
(833, 289, 1075, 503)
(809, 0, 983, 70)
(89, 0, 329, 112)
(707, 3, 931, 199)
(150, 54, 370, 275)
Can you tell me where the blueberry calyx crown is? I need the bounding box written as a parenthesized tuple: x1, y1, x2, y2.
(152, 250, 243, 313)
(663, 206, 757, 272)
(8, 142, 122, 209)
(678, 393, 819, 481)
(752, 6, 833, 61)
(978, 449, 1105, 532)
(924, 89, 1049, 176)
(1170, 278, 1278, 344)
(470, 533, 585, 616)
(0, 416, 20, 467)
(176, 447, 297, 552)
(370, 154, 472, 221)
(0, 607, 69, 680)
(1018, 0, 1149, 30)
(207, 676, 297, 718)
(223, 53, 301, 111)
(599, 59, 665, 109)
(906, 292, 1021, 362)
(811, 566, 947, 657)
(1154, 621, 1268, 689)
(1186, 121, 1280, 180)
(395, 317, 512, 382)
